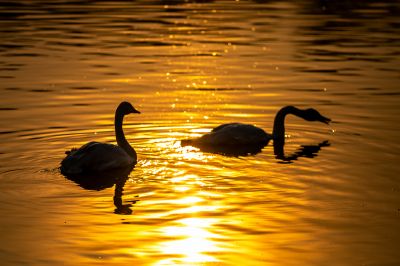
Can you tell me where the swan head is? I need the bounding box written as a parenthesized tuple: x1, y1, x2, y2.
(301, 108, 331, 124)
(118, 101, 141, 115)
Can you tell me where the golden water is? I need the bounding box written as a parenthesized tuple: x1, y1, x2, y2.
(0, 1, 399, 265)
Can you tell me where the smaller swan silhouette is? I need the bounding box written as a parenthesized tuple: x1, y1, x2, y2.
(181, 106, 330, 156)
(61, 102, 140, 175)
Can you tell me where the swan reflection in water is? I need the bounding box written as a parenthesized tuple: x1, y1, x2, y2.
(274, 140, 331, 163)
(181, 106, 331, 162)
(64, 168, 137, 215)
(60, 101, 140, 214)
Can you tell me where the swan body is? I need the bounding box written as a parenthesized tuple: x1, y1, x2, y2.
(181, 106, 330, 155)
(182, 123, 271, 146)
(61, 141, 134, 175)
(61, 102, 140, 175)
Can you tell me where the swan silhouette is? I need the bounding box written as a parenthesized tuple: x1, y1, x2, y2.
(181, 106, 330, 156)
(61, 101, 140, 176)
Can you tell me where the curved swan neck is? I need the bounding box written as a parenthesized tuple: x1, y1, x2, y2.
(272, 106, 301, 142)
(115, 110, 137, 161)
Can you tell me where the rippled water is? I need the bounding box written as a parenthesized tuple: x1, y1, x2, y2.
(1, 1, 400, 265)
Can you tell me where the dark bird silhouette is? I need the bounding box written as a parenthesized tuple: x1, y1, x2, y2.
(181, 106, 330, 157)
(61, 101, 140, 175)
(60, 101, 141, 215)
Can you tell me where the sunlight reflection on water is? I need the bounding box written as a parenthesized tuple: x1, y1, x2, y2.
(156, 218, 223, 265)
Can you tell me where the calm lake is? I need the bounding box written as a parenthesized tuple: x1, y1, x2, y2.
(0, 0, 399, 265)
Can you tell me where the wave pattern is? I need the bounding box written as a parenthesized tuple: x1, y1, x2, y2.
(0, 1, 400, 265)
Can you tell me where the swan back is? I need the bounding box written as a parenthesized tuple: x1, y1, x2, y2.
(200, 123, 271, 146)
(61, 142, 134, 175)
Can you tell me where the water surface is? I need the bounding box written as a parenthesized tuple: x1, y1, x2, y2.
(1, 1, 400, 265)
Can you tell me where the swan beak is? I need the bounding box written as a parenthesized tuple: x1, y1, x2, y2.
(133, 109, 141, 114)
(321, 116, 331, 124)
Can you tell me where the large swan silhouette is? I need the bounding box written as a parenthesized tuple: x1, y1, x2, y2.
(61, 101, 140, 176)
(181, 106, 331, 157)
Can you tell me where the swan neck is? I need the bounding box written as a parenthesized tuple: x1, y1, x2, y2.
(115, 111, 137, 161)
(272, 106, 300, 141)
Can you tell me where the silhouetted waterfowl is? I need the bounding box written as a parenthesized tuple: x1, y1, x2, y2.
(181, 106, 330, 156)
(61, 101, 140, 175)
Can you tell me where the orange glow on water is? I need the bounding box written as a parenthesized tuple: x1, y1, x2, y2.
(156, 218, 223, 265)
(1, 1, 399, 266)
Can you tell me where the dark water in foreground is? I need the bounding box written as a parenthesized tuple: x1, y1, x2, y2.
(0, 1, 400, 265)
